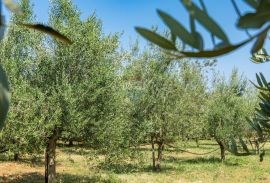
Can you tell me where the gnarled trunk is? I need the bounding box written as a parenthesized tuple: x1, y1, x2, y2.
(217, 140, 225, 162)
(45, 131, 58, 183)
(155, 141, 163, 171)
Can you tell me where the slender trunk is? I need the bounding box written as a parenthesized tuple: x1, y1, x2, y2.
(156, 142, 163, 171)
(255, 140, 260, 155)
(151, 135, 156, 171)
(14, 153, 19, 161)
(195, 138, 199, 147)
(45, 133, 58, 183)
(68, 140, 73, 147)
(217, 140, 225, 162)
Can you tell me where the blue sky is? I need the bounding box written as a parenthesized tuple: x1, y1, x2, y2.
(4, 0, 270, 81)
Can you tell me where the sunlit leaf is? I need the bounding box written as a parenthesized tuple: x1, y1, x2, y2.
(0, 65, 10, 129)
(251, 29, 268, 54)
(157, 10, 199, 49)
(251, 53, 270, 63)
(18, 23, 72, 44)
(135, 27, 177, 51)
(3, 0, 23, 15)
(182, 0, 230, 44)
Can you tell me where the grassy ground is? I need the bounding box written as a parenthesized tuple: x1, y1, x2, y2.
(0, 141, 270, 183)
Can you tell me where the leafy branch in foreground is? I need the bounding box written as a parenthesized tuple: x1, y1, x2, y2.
(2, 0, 72, 44)
(136, 0, 270, 59)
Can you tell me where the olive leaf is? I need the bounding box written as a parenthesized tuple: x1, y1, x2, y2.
(251, 27, 268, 54)
(182, 0, 230, 44)
(238, 12, 270, 29)
(238, 0, 270, 29)
(135, 27, 177, 51)
(18, 23, 72, 44)
(178, 25, 269, 58)
(256, 73, 263, 87)
(157, 10, 199, 49)
(193, 31, 204, 50)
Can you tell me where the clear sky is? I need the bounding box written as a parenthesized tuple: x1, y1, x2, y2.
(3, 0, 270, 81)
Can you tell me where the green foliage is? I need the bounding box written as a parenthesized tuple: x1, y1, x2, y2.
(0, 0, 72, 129)
(124, 41, 212, 166)
(207, 70, 256, 154)
(0, 0, 128, 164)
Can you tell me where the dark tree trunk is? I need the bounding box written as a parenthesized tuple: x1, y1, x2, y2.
(151, 135, 156, 171)
(217, 140, 225, 162)
(195, 138, 199, 147)
(45, 131, 58, 183)
(255, 140, 260, 155)
(14, 153, 19, 161)
(155, 142, 163, 171)
(68, 140, 73, 147)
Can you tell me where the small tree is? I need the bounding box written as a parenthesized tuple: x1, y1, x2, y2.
(125, 42, 210, 170)
(207, 69, 255, 161)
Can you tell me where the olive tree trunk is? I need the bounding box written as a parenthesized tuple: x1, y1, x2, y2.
(45, 131, 58, 183)
(217, 140, 225, 162)
(151, 135, 156, 171)
(155, 141, 163, 171)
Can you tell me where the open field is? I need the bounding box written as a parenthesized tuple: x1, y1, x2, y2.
(1, 141, 270, 183)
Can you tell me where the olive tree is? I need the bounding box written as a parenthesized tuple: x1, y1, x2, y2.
(207, 70, 255, 161)
(124, 42, 211, 171)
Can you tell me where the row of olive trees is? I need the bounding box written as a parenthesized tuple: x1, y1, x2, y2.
(135, 0, 270, 166)
(0, 0, 260, 180)
(123, 41, 257, 170)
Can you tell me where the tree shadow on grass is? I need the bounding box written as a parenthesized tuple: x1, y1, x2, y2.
(164, 156, 240, 166)
(98, 161, 179, 174)
(1, 172, 119, 183)
(0, 173, 44, 183)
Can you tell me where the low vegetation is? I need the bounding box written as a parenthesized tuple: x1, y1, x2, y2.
(1, 141, 270, 183)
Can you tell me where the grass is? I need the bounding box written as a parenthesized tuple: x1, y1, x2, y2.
(1, 140, 270, 183)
